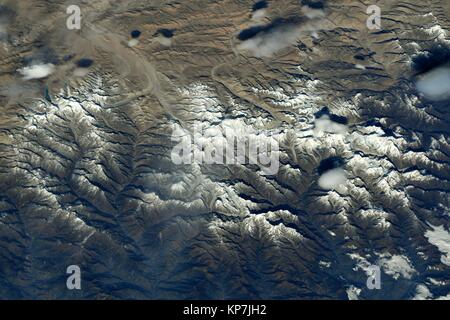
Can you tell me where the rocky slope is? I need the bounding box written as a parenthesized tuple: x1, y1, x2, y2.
(0, 0, 449, 299)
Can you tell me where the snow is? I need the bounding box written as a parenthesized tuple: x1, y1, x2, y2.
(413, 284, 433, 300)
(423, 23, 449, 44)
(425, 224, 450, 266)
(346, 286, 361, 300)
(378, 254, 416, 280)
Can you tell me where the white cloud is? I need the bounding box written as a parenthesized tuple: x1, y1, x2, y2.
(314, 115, 348, 136)
(238, 23, 302, 57)
(74, 68, 90, 77)
(415, 66, 450, 101)
(18, 63, 55, 80)
(155, 35, 172, 46)
(127, 39, 139, 47)
(318, 168, 347, 190)
(252, 8, 268, 22)
(301, 5, 325, 19)
(237, 15, 325, 57)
